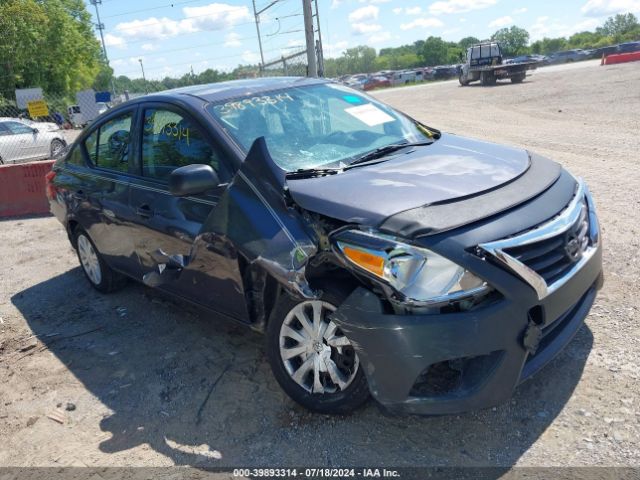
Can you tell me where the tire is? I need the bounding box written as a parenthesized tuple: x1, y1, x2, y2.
(50, 139, 65, 159)
(74, 228, 127, 293)
(0, 155, 3, 165)
(481, 71, 496, 86)
(459, 74, 468, 86)
(266, 285, 370, 414)
(511, 74, 525, 84)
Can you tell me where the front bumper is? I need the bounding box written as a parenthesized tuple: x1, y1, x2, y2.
(331, 234, 603, 416)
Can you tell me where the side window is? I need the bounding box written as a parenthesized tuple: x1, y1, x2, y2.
(141, 108, 219, 182)
(66, 144, 85, 166)
(0, 123, 10, 136)
(91, 112, 132, 173)
(5, 121, 34, 134)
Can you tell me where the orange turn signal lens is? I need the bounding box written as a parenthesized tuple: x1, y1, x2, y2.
(342, 246, 385, 277)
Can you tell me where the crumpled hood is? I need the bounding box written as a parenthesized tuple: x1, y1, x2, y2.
(286, 133, 531, 225)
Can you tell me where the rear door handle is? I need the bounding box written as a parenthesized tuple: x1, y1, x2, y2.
(136, 204, 153, 218)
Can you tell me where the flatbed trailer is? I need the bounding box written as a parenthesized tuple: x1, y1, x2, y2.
(458, 43, 539, 86)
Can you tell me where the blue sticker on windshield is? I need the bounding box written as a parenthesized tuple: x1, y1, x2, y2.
(343, 95, 362, 104)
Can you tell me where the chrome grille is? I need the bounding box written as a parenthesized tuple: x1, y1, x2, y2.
(503, 201, 589, 285)
(478, 179, 599, 300)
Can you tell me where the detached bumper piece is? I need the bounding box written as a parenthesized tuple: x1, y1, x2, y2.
(331, 245, 602, 415)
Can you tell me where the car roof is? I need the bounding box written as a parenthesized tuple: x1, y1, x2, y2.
(142, 76, 329, 104)
(0, 117, 26, 123)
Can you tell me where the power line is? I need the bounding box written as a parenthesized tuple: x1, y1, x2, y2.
(102, 0, 211, 19)
(114, 45, 288, 78)
(109, 33, 260, 61)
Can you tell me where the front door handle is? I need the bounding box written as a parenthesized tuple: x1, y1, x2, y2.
(136, 204, 153, 218)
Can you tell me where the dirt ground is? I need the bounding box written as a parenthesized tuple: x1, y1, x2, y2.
(0, 61, 639, 470)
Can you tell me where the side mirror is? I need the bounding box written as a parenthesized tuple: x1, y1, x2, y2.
(32, 128, 39, 134)
(169, 164, 219, 197)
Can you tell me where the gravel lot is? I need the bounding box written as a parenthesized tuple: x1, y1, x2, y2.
(0, 61, 639, 471)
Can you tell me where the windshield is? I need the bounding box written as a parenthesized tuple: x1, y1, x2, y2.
(206, 83, 433, 172)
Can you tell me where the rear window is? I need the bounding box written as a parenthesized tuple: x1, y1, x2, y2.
(85, 112, 132, 173)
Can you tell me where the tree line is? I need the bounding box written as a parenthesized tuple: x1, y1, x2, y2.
(0, 0, 112, 107)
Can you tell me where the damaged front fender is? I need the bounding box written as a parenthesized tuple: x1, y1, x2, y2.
(203, 137, 320, 300)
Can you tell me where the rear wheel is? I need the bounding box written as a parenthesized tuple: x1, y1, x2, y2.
(266, 286, 370, 414)
(481, 71, 496, 86)
(75, 229, 127, 293)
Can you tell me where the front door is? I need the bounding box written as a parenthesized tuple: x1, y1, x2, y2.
(128, 104, 249, 322)
(4, 121, 41, 161)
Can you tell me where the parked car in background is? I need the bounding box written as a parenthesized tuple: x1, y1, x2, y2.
(390, 70, 417, 86)
(433, 65, 460, 80)
(546, 49, 589, 64)
(506, 54, 547, 65)
(617, 41, 640, 53)
(584, 45, 618, 59)
(363, 76, 391, 91)
(0, 117, 66, 164)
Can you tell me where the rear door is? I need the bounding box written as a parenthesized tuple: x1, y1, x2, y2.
(67, 107, 141, 275)
(127, 102, 249, 321)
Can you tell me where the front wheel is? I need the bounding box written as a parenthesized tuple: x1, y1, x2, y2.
(511, 74, 525, 83)
(266, 287, 370, 414)
(50, 139, 65, 159)
(459, 74, 468, 86)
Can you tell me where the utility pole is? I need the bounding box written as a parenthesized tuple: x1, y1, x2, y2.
(252, 0, 266, 73)
(90, 0, 118, 98)
(302, 0, 317, 77)
(314, 0, 324, 77)
(139, 59, 148, 94)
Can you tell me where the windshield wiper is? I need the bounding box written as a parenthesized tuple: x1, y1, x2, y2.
(347, 141, 434, 168)
(285, 167, 340, 180)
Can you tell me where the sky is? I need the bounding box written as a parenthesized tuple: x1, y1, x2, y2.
(89, 0, 640, 79)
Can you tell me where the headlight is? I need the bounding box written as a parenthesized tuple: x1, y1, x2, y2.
(333, 229, 489, 304)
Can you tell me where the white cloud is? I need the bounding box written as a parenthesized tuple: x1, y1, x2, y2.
(581, 0, 640, 16)
(325, 40, 349, 57)
(358, 0, 391, 3)
(369, 31, 392, 43)
(104, 33, 126, 49)
(406, 6, 422, 15)
(351, 22, 382, 34)
(513, 7, 528, 14)
(429, 0, 497, 15)
(141, 43, 156, 51)
(489, 15, 514, 28)
(331, 0, 343, 8)
(114, 3, 250, 40)
(400, 17, 445, 30)
(348, 5, 379, 22)
(392, 7, 402, 14)
(182, 3, 250, 31)
(241, 50, 260, 63)
(224, 32, 242, 47)
(529, 16, 600, 40)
